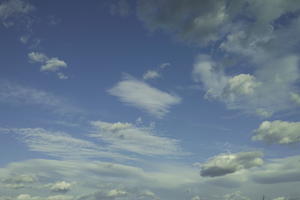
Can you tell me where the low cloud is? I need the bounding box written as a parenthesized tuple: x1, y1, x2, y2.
(50, 181, 72, 193)
(252, 120, 300, 145)
(200, 151, 264, 177)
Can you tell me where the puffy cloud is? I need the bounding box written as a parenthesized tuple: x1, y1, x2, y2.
(106, 189, 127, 197)
(252, 120, 300, 145)
(143, 70, 160, 80)
(291, 93, 300, 106)
(50, 181, 72, 193)
(90, 120, 186, 156)
(200, 151, 264, 177)
(108, 76, 181, 118)
(192, 54, 300, 117)
(0, 0, 34, 27)
(28, 52, 68, 79)
(191, 196, 201, 200)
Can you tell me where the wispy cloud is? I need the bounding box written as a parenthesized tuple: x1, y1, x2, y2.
(28, 52, 68, 80)
(0, 80, 81, 115)
(90, 120, 187, 157)
(108, 76, 181, 118)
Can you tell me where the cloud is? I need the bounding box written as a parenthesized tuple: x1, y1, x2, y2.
(28, 52, 68, 79)
(137, 0, 229, 45)
(50, 181, 72, 193)
(223, 191, 251, 200)
(110, 0, 130, 17)
(159, 62, 171, 69)
(200, 151, 264, 177)
(0, 80, 81, 114)
(106, 189, 127, 197)
(108, 76, 181, 117)
(251, 155, 300, 184)
(0, 0, 34, 27)
(192, 54, 300, 117)
(143, 70, 160, 80)
(90, 120, 186, 157)
(252, 120, 300, 145)
(5, 128, 130, 161)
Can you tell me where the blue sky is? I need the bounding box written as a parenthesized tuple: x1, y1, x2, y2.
(1, 0, 300, 200)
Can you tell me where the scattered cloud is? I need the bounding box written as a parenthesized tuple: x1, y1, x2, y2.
(108, 76, 181, 118)
(252, 120, 300, 145)
(50, 181, 72, 193)
(28, 52, 68, 79)
(200, 151, 264, 177)
(143, 70, 160, 80)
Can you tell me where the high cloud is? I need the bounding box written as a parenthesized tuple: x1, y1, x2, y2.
(28, 52, 68, 79)
(108, 76, 181, 117)
(0, 80, 81, 114)
(200, 151, 264, 177)
(252, 120, 300, 145)
(90, 120, 186, 157)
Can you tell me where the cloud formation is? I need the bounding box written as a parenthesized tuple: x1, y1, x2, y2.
(252, 120, 300, 145)
(0, 0, 34, 27)
(108, 76, 181, 117)
(90, 120, 186, 156)
(28, 52, 68, 80)
(200, 151, 264, 177)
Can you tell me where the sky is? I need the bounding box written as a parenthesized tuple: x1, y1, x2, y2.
(1, 0, 300, 199)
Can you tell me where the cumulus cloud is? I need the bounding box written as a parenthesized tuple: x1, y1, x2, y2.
(28, 52, 68, 79)
(50, 181, 72, 193)
(192, 54, 300, 117)
(252, 120, 300, 145)
(106, 189, 127, 197)
(0, 0, 34, 27)
(90, 120, 186, 156)
(138, 0, 300, 117)
(108, 76, 181, 117)
(200, 151, 264, 177)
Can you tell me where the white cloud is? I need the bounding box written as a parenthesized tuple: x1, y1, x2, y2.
(108, 76, 181, 117)
(6, 128, 130, 161)
(90, 120, 186, 157)
(28, 52, 68, 79)
(290, 93, 300, 106)
(252, 120, 300, 145)
(50, 181, 72, 193)
(223, 191, 251, 200)
(143, 70, 160, 80)
(200, 151, 264, 177)
(0, 80, 81, 114)
(159, 62, 170, 69)
(106, 189, 127, 197)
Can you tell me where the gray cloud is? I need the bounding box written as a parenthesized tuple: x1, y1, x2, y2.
(200, 151, 264, 177)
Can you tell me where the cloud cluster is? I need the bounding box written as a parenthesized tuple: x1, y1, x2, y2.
(50, 181, 72, 193)
(138, 0, 300, 117)
(200, 151, 264, 177)
(28, 52, 68, 80)
(108, 76, 181, 117)
(253, 120, 300, 145)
